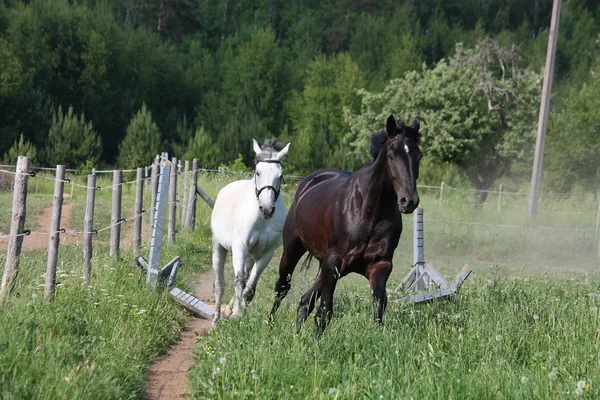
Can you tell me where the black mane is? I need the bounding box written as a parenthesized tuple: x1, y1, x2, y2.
(368, 126, 422, 161)
(255, 139, 284, 163)
(369, 131, 388, 160)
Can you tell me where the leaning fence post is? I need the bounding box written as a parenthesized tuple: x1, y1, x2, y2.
(182, 160, 189, 222)
(110, 170, 123, 258)
(44, 165, 66, 300)
(168, 157, 178, 243)
(148, 162, 171, 288)
(134, 167, 144, 261)
(0, 156, 30, 306)
(83, 174, 96, 287)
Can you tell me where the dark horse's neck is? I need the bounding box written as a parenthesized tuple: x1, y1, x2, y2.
(352, 144, 397, 216)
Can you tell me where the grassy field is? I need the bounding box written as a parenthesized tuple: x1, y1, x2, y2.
(189, 267, 599, 399)
(0, 169, 599, 399)
(0, 170, 214, 399)
(186, 175, 600, 399)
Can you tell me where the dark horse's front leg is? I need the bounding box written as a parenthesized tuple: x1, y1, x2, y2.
(366, 260, 393, 324)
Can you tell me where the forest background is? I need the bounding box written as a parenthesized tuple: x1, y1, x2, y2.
(1, 0, 599, 197)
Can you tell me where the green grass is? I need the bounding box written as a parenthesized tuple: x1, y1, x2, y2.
(0, 232, 212, 399)
(1, 169, 599, 399)
(189, 265, 600, 399)
(0, 167, 214, 399)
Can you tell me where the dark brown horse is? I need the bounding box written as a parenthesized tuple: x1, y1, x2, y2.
(267, 115, 422, 337)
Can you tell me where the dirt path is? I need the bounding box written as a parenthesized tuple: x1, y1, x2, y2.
(0, 202, 79, 251)
(142, 269, 215, 400)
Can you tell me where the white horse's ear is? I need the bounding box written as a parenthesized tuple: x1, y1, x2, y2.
(252, 139, 262, 156)
(276, 143, 291, 161)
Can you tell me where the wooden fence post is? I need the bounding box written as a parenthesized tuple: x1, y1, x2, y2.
(182, 160, 189, 222)
(134, 167, 144, 261)
(439, 181, 444, 206)
(144, 166, 149, 192)
(0, 156, 30, 306)
(148, 162, 171, 288)
(184, 158, 199, 231)
(83, 174, 96, 287)
(168, 157, 177, 243)
(44, 165, 66, 300)
(110, 170, 122, 258)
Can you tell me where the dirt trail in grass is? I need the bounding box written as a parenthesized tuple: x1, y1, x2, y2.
(0, 202, 79, 251)
(142, 268, 215, 400)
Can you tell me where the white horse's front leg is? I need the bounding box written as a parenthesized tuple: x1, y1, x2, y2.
(243, 248, 275, 303)
(212, 243, 227, 326)
(228, 245, 248, 319)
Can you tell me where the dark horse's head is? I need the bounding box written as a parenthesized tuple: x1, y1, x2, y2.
(370, 114, 422, 214)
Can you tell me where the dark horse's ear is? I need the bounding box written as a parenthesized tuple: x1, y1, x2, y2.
(386, 115, 404, 137)
(411, 118, 420, 132)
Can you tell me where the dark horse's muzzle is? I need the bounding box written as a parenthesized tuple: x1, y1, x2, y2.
(398, 195, 419, 213)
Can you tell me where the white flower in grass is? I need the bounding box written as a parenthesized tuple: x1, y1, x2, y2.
(386, 379, 392, 386)
(251, 370, 259, 380)
(548, 370, 557, 381)
(521, 377, 529, 384)
(575, 388, 583, 396)
(495, 334, 503, 342)
(533, 314, 539, 321)
(31, 293, 38, 299)
(219, 357, 226, 365)
(577, 381, 586, 389)
(213, 367, 221, 376)
(328, 387, 338, 395)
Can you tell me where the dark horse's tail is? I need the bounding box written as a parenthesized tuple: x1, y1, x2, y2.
(299, 253, 315, 273)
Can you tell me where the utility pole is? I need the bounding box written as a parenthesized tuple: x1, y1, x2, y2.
(528, 0, 562, 218)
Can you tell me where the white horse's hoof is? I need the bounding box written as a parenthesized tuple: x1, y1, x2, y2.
(223, 305, 233, 319)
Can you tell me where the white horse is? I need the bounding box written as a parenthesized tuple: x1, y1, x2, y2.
(210, 139, 290, 325)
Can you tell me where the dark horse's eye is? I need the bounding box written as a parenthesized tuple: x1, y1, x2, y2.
(256, 171, 260, 176)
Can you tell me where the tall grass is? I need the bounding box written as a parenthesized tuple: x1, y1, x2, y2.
(189, 266, 600, 399)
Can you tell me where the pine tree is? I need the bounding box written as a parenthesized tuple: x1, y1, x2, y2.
(45, 105, 102, 168)
(3, 134, 37, 164)
(117, 103, 162, 169)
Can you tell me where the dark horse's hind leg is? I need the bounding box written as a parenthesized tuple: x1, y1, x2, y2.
(366, 261, 393, 324)
(314, 255, 340, 338)
(267, 232, 306, 325)
(296, 280, 321, 333)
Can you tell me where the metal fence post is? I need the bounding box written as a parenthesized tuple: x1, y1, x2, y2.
(413, 205, 426, 291)
(148, 162, 171, 288)
(168, 157, 177, 243)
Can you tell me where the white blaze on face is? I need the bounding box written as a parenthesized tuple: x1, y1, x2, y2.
(404, 144, 410, 154)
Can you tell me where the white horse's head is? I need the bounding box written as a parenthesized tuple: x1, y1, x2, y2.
(253, 138, 290, 219)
